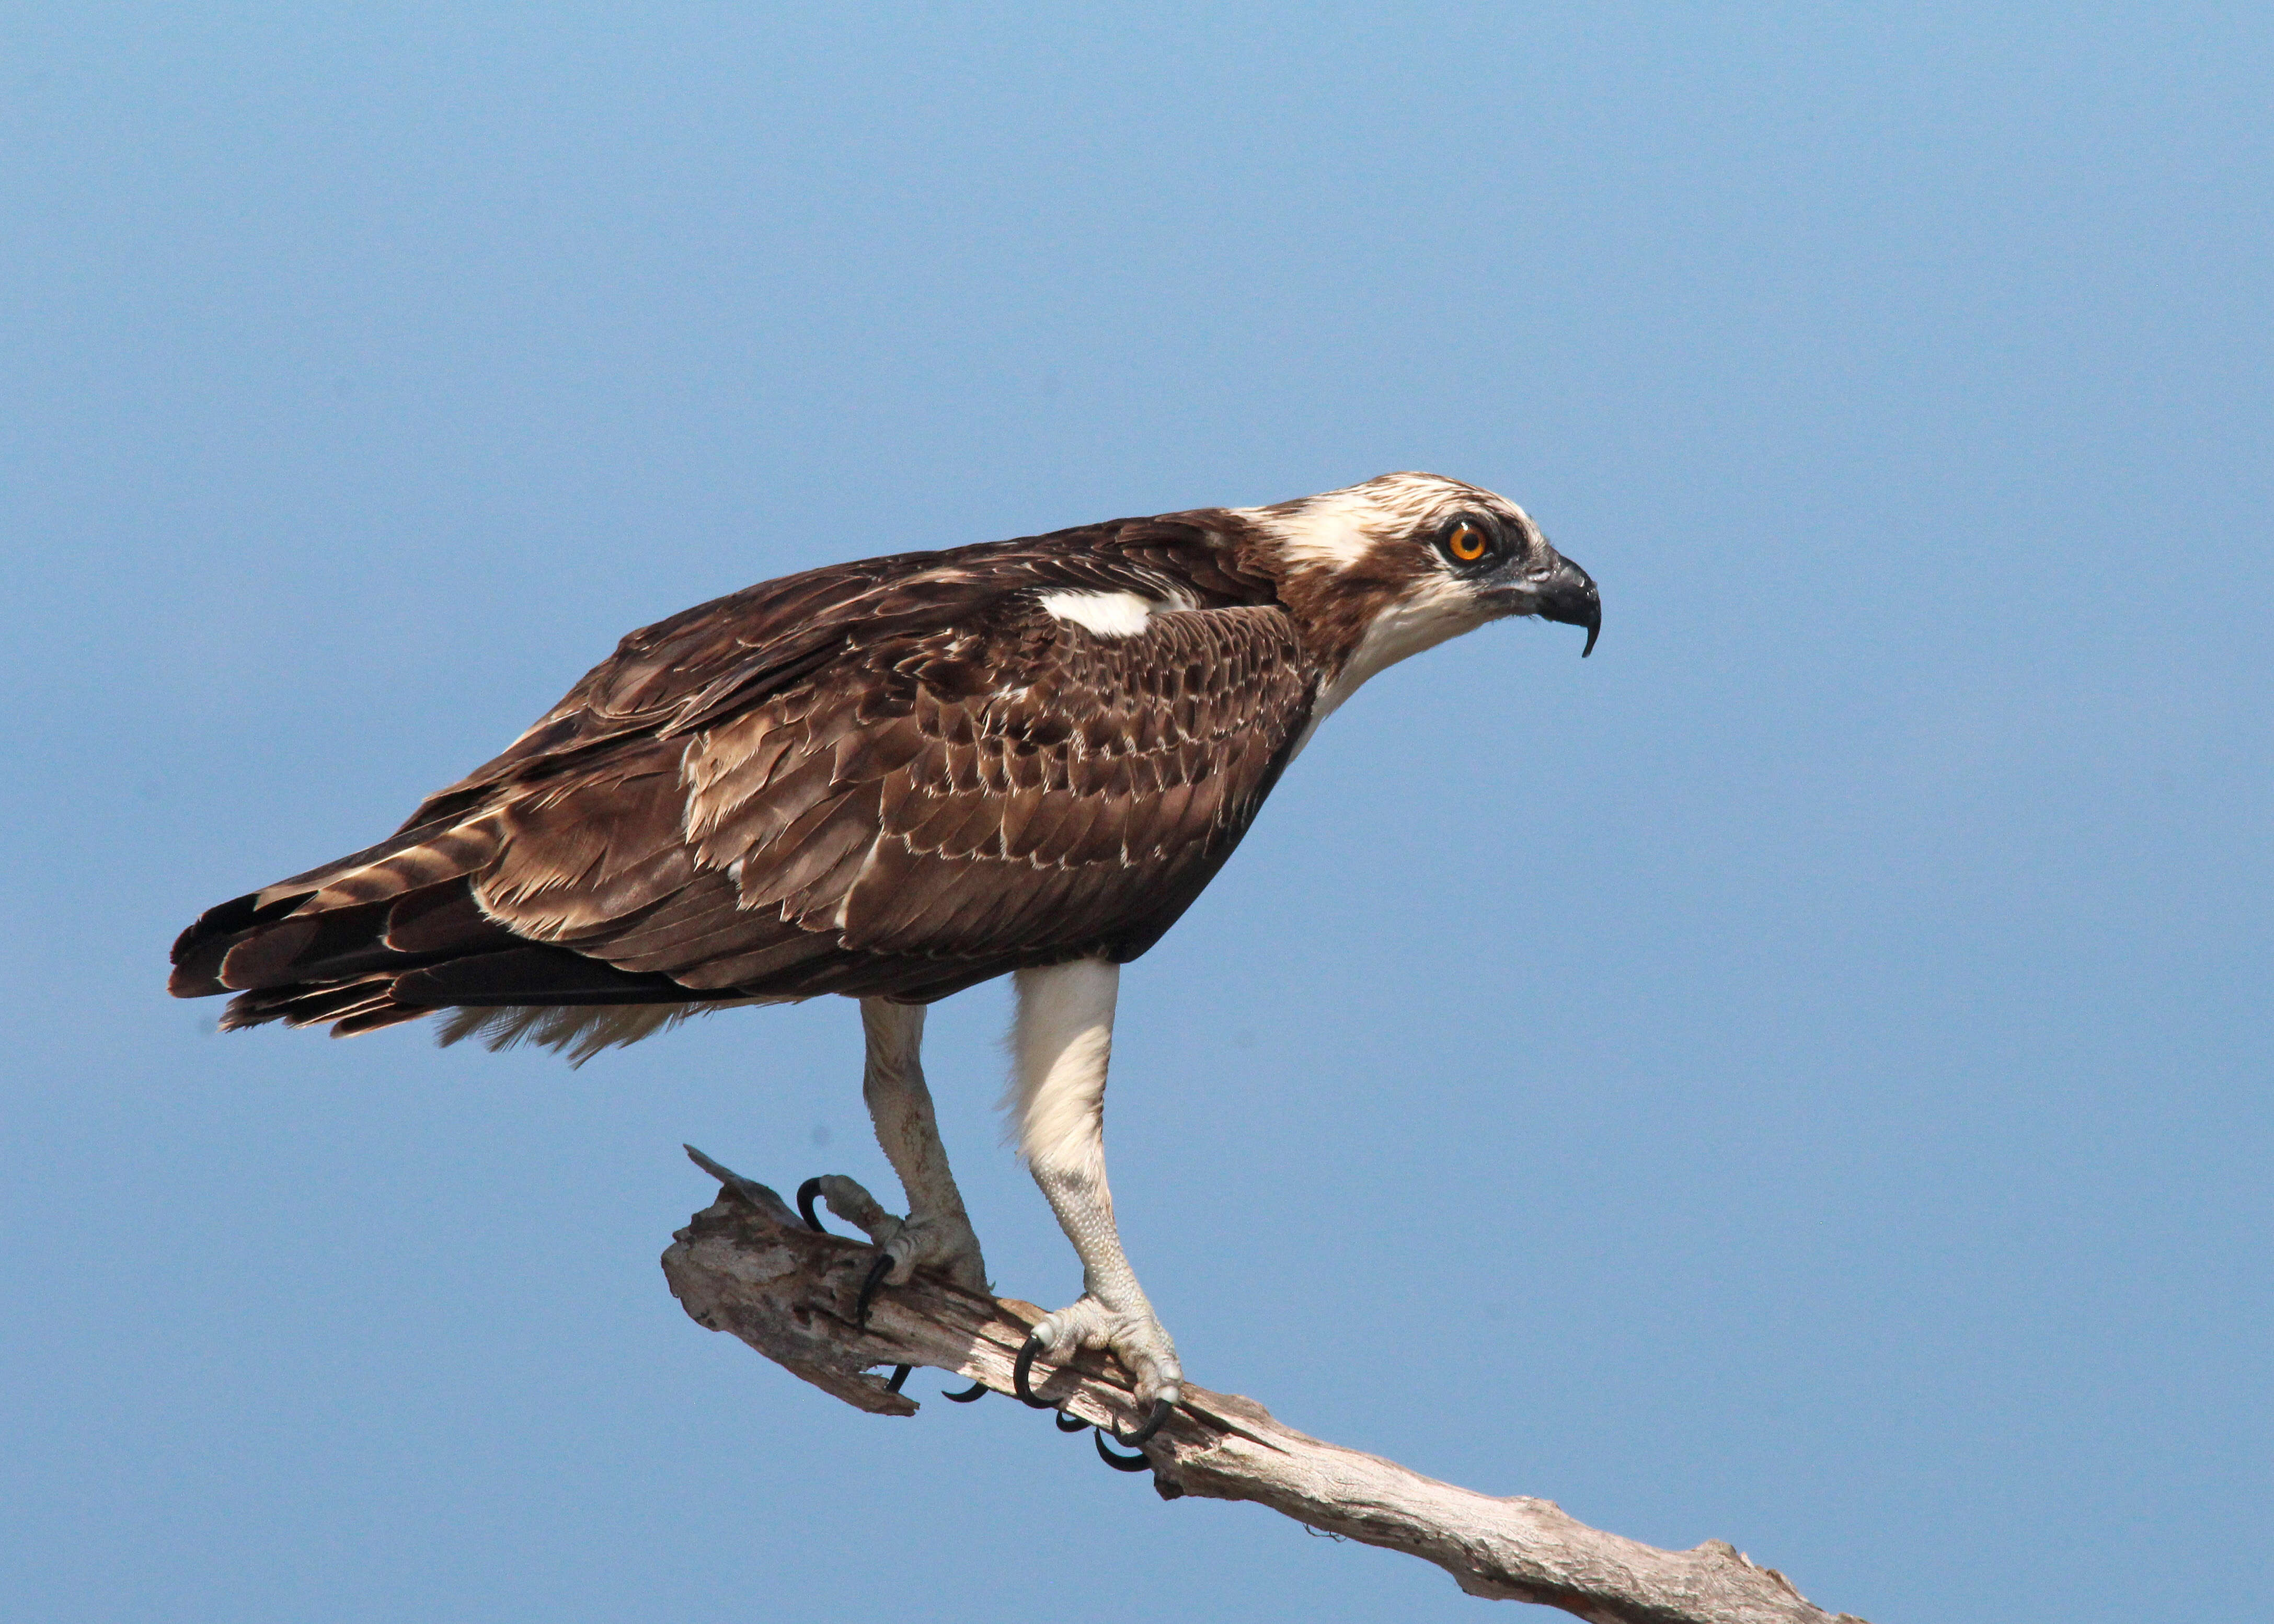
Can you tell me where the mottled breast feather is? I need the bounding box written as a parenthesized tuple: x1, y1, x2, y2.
(171, 514, 1318, 1033)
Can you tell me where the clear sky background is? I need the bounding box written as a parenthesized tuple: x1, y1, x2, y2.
(5, 7, 2268, 1621)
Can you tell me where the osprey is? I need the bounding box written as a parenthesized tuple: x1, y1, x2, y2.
(170, 471, 1599, 1446)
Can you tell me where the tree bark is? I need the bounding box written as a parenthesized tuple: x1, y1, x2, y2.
(662, 1148, 1869, 1624)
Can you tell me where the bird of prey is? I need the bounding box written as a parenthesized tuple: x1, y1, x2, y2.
(170, 471, 1600, 1447)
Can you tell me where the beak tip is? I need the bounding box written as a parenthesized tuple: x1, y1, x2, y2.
(1517, 550, 1601, 658)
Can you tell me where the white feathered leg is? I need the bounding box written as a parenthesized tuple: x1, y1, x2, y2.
(803, 999, 989, 1297)
(1006, 960, 1183, 1419)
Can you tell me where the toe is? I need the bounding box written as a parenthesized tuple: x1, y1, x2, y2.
(1028, 1296, 1110, 1361)
(881, 1213, 987, 1292)
(1111, 1396, 1174, 1448)
(796, 1179, 987, 1296)
(855, 1251, 897, 1327)
(876, 1229, 919, 1286)
(1100, 1310, 1179, 1409)
(800, 1174, 894, 1241)
(1130, 1353, 1182, 1410)
(1017, 1295, 1184, 1418)
(1094, 1429, 1153, 1471)
(1013, 1333, 1057, 1409)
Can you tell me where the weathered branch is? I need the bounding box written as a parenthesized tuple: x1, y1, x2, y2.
(662, 1148, 1867, 1624)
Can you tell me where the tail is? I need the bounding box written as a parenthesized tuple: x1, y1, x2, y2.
(168, 812, 695, 1041)
(170, 812, 510, 1035)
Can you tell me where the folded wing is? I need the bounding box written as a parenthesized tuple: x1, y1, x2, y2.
(170, 529, 1315, 1046)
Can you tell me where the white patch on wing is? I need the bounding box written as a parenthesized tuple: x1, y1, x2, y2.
(1039, 589, 1164, 638)
(1289, 576, 1488, 761)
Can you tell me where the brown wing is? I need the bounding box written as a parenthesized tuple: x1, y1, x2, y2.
(457, 597, 1316, 1003)
(170, 520, 1311, 1036)
(400, 512, 1278, 828)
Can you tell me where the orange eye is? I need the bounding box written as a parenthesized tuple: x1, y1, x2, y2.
(1446, 521, 1488, 563)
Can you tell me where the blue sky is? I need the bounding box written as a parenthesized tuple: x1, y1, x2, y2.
(5, 7, 2269, 1621)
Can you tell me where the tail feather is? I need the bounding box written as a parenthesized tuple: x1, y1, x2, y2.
(168, 890, 313, 997)
(170, 814, 497, 998)
(331, 1003, 446, 1039)
(174, 804, 856, 1059)
(434, 998, 775, 1067)
(221, 977, 403, 1030)
(171, 808, 615, 1036)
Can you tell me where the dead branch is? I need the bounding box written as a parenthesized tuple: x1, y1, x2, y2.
(661, 1148, 1867, 1624)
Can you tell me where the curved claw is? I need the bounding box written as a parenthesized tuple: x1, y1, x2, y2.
(795, 1177, 828, 1234)
(884, 1364, 910, 1394)
(1094, 1430, 1152, 1471)
(1110, 1398, 1174, 1450)
(1012, 1334, 1056, 1409)
(941, 1381, 987, 1403)
(1053, 1409, 1089, 1433)
(854, 1251, 893, 1328)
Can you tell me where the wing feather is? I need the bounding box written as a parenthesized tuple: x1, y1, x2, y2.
(176, 518, 1313, 1039)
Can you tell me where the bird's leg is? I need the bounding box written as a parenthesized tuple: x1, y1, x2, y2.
(801, 999, 990, 1312)
(1005, 960, 1181, 1436)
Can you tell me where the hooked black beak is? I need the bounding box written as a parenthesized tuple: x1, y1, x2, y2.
(1506, 550, 1601, 656)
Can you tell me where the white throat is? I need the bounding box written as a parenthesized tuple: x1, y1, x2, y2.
(1290, 590, 1486, 761)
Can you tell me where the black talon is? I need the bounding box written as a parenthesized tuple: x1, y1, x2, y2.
(855, 1251, 894, 1328)
(1012, 1334, 1056, 1409)
(1053, 1410, 1088, 1433)
(796, 1177, 828, 1234)
(1094, 1430, 1152, 1471)
(884, 1364, 910, 1394)
(1110, 1398, 1174, 1450)
(941, 1381, 987, 1403)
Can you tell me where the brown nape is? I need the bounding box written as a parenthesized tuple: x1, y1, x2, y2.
(1269, 546, 1430, 671)
(1222, 517, 1433, 672)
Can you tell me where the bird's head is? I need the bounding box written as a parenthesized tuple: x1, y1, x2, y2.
(1232, 473, 1600, 688)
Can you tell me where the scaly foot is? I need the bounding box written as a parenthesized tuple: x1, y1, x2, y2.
(1013, 1290, 1182, 1446)
(795, 1174, 989, 1326)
